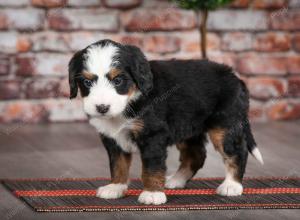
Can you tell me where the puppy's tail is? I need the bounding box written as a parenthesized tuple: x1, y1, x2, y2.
(243, 120, 264, 165)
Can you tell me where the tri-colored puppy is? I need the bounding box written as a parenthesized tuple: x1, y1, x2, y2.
(68, 39, 263, 205)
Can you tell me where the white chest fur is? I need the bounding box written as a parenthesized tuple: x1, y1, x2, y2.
(89, 117, 138, 153)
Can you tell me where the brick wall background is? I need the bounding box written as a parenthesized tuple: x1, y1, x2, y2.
(0, 0, 300, 123)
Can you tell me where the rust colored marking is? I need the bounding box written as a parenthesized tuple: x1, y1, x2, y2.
(130, 119, 144, 138)
(208, 128, 226, 154)
(142, 168, 165, 192)
(107, 68, 121, 80)
(82, 70, 97, 80)
(112, 153, 132, 184)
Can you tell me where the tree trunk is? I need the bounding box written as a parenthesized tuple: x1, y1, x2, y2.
(196, 10, 209, 59)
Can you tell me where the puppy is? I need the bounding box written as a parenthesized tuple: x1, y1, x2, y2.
(68, 39, 263, 205)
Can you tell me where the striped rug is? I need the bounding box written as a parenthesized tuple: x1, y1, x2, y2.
(2, 177, 300, 212)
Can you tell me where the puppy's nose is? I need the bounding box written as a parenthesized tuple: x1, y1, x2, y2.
(96, 104, 110, 114)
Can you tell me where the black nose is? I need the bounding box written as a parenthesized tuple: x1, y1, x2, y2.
(96, 104, 110, 114)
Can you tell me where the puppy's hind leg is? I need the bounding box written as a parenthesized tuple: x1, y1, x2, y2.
(165, 134, 207, 189)
(209, 128, 248, 196)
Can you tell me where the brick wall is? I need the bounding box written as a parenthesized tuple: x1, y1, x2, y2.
(0, 0, 300, 123)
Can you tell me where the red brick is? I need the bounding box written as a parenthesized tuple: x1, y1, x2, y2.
(287, 56, 300, 74)
(0, 33, 31, 53)
(229, 0, 249, 8)
(0, 0, 30, 6)
(32, 32, 69, 52)
(222, 32, 252, 51)
(0, 9, 45, 30)
(67, 32, 112, 51)
(237, 54, 287, 75)
(0, 80, 21, 100)
(67, 0, 101, 7)
(181, 32, 220, 53)
(253, 33, 290, 52)
(271, 10, 300, 30)
(247, 77, 286, 100)
(267, 100, 300, 120)
(0, 55, 9, 75)
(288, 76, 300, 97)
(209, 52, 236, 68)
(103, 0, 141, 9)
(17, 37, 32, 52)
(249, 100, 266, 122)
(32, 0, 67, 8)
(0, 32, 17, 53)
(0, 13, 7, 29)
(119, 35, 143, 48)
(17, 54, 68, 78)
(206, 33, 221, 51)
(207, 10, 268, 31)
(34, 53, 70, 76)
(25, 78, 61, 99)
(59, 77, 69, 97)
(15, 56, 36, 76)
(48, 9, 119, 31)
(253, 0, 287, 9)
(44, 99, 87, 122)
(47, 11, 70, 31)
(144, 35, 180, 54)
(17, 54, 69, 77)
(122, 9, 196, 32)
(292, 34, 300, 52)
(0, 101, 48, 123)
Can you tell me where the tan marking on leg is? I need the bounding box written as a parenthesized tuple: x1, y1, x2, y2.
(177, 142, 193, 173)
(142, 167, 165, 191)
(208, 128, 226, 155)
(111, 153, 132, 184)
(224, 156, 240, 182)
(177, 142, 206, 175)
(166, 141, 206, 189)
(209, 128, 240, 182)
(217, 155, 243, 196)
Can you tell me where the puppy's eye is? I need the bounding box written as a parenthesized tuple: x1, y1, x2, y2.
(112, 76, 123, 86)
(83, 79, 93, 88)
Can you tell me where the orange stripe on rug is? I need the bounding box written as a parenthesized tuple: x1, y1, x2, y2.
(14, 187, 300, 197)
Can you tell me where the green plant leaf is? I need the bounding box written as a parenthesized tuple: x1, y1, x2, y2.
(172, 0, 234, 10)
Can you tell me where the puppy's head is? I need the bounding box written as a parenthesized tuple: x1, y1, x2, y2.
(68, 39, 153, 118)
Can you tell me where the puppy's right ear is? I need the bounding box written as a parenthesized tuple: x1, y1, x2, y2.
(68, 50, 84, 99)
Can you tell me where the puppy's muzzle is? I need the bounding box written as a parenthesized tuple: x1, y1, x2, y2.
(96, 104, 110, 114)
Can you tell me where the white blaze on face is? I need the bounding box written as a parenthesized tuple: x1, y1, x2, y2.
(82, 43, 128, 117)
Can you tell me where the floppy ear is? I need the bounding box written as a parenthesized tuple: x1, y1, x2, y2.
(68, 50, 84, 99)
(125, 45, 153, 95)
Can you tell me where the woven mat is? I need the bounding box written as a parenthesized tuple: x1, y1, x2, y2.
(2, 177, 300, 212)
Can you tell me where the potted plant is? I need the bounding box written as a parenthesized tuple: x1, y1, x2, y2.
(172, 0, 233, 58)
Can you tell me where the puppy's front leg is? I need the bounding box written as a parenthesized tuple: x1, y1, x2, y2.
(138, 141, 167, 205)
(97, 134, 132, 199)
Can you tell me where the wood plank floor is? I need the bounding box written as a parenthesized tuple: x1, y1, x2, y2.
(0, 121, 299, 220)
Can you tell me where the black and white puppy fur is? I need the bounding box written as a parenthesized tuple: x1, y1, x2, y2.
(68, 39, 263, 205)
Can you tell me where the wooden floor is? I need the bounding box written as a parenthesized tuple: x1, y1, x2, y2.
(0, 121, 299, 220)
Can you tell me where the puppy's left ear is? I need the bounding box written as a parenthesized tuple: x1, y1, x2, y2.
(125, 45, 153, 95)
(68, 50, 84, 99)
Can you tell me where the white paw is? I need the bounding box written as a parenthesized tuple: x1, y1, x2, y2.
(138, 191, 167, 205)
(165, 174, 187, 189)
(217, 180, 243, 196)
(96, 183, 127, 199)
